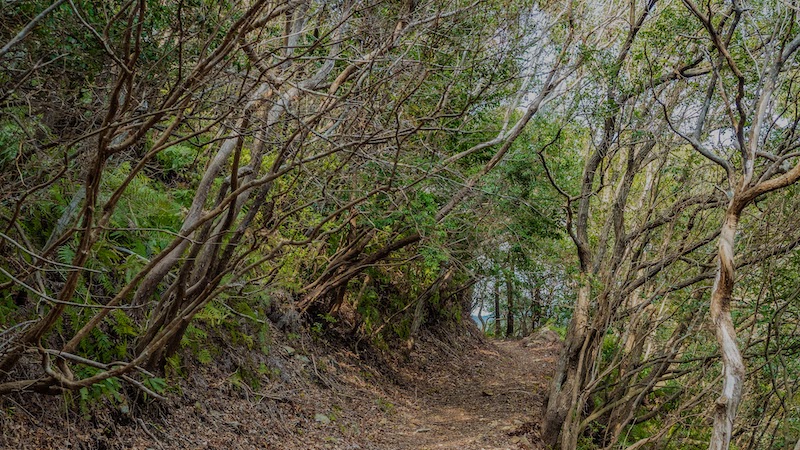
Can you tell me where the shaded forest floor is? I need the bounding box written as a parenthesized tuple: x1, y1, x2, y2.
(1, 325, 561, 449)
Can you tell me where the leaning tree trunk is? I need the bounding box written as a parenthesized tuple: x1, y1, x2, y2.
(708, 208, 745, 450)
(477, 296, 486, 332)
(542, 276, 592, 448)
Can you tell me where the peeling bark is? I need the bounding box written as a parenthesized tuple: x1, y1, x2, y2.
(708, 209, 745, 450)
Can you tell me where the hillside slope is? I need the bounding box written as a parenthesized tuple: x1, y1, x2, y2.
(1, 326, 560, 450)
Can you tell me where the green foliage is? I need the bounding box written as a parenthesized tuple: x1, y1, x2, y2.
(311, 313, 337, 336)
(194, 303, 231, 327)
(197, 349, 213, 365)
(142, 377, 167, 398)
(73, 369, 124, 412)
(156, 144, 199, 184)
(0, 120, 24, 166)
(375, 397, 396, 415)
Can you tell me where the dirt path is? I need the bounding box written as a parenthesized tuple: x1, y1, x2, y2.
(0, 330, 561, 450)
(383, 336, 560, 450)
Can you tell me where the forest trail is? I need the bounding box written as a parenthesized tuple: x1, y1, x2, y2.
(381, 334, 561, 450)
(1, 329, 561, 450)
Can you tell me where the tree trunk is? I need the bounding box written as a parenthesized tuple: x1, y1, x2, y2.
(542, 277, 592, 448)
(520, 307, 529, 337)
(532, 284, 543, 330)
(506, 268, 514, 337)
(494, 280, 502, 337)
(477, 296, 486, 332)
(708, 210, 745, 450)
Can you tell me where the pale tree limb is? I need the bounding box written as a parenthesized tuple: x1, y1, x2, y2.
(0, 0, 68, 59)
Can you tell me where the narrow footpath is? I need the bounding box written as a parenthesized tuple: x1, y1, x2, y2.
(382, 333, 561, 450)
